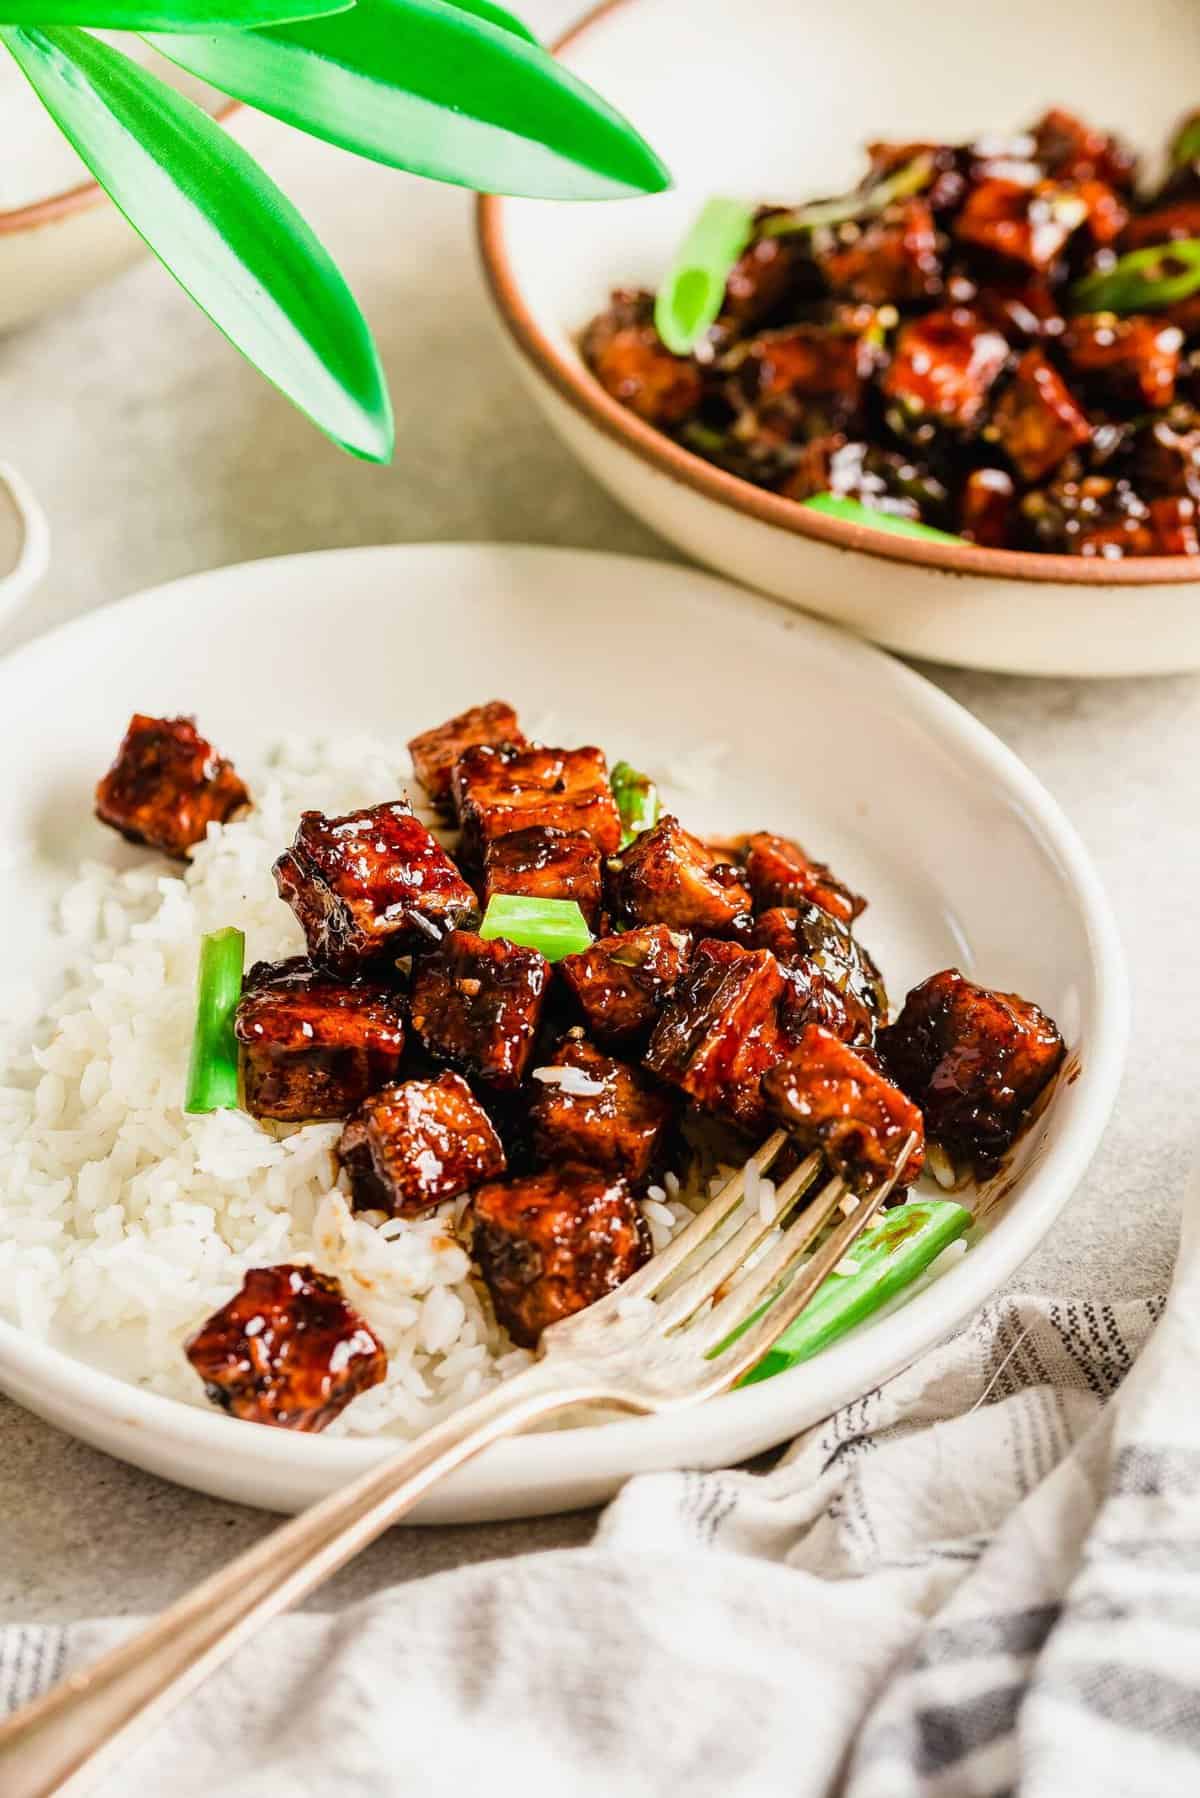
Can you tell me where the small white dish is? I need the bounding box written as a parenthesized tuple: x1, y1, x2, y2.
(0, 462, 49, 628)
(0, 543, 1126, 1519)
(478, 0, 1200, 677)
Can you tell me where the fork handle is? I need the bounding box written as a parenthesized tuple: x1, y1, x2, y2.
(0, 1361, 628, 1798)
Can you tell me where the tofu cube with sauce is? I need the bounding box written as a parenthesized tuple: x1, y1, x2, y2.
(559, 924, 691, 1045)
(762, 1024, 925, 1194)
(752, 905, 885, 1047)
(482, 826, 603, 928)
(185, 1265, 386, 1432)
(883, 309, 1009, 432)
(409, 929, 549, 1090)
(273, 800, 478, 977)
(952, 178, 1089, 272)
(452, 743, 622, 862)
(95, 713, 249, 860)
(741, 831, 866, 925)
(234, 958, 406, 1122)
(470, 1165, 650, 1347)
(338, 1071, 505, 1216)
(610, 816, 751, 936)
(989, 349, 1092, 482)
(530, 1036, 677, 1186)
(1060, 316, 1182, 413)
(407, 700, 525, 812)
(645, 939, 785, 1133)
(580, 289, 705, 425)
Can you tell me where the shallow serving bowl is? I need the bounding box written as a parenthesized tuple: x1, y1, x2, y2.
(478, 0, 1200, 677)
(0, 543, 1126, 1519)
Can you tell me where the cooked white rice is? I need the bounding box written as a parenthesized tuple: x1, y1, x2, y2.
(0, 735, 700, 1438)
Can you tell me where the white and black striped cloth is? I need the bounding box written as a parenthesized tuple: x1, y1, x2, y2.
(5, 1179, 1197, 1796)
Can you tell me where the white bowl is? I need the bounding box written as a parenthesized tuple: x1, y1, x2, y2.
(478, 0, 1200, 677)
(0, 543, 1126, 1519)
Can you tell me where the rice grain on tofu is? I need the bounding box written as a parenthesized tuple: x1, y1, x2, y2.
(0, 736, 699, 1438)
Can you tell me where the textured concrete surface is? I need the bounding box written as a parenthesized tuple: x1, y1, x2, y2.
(1, 0, 1195, 1622)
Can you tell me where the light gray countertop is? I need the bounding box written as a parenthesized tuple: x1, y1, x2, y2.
(1, 0, 1195, 1621)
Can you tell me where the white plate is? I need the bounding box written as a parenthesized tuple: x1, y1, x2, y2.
(0, 544, 1126, 1519)
(478, 0, 1200, 677)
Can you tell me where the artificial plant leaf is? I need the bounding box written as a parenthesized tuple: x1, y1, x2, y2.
(147, 0, 670, 200)
(0, 0, 347, 29)
(441, 0, 536, 43)
(1, 25, 392, 461)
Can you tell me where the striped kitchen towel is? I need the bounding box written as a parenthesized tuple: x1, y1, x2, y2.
(3, 1170, 1196, 1796)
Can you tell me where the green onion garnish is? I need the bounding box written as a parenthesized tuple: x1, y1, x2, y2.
(479, 894, 592, 962)
(735, 1198, 970, 1384)
(760, 152, 935, 238)
(654, 196, 755, 355)
(803, 493, 963, 542)
(1170, 114, 1200, 169)
(1071, 238, 1200, 313)
(184, 926, 245, 1115)
(610, 760, 660, 848)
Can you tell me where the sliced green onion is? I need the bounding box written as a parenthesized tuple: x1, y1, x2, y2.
(760, 151, 935, 238)
(610, 760, 660, 848)
(1071, 238, 1200, 313)
(803, 493, 963, 543)
(184, 927, 245, 1115)
(654, 196, 755, 355)
(1170, 113, 1200, 169)
(735, 1198, 970, 1385)
(479, 894, 592, 961)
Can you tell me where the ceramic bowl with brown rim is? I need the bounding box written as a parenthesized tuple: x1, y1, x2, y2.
(478, 0, 1200, 677)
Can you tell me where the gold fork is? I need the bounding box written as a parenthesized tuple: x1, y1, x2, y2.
(0, 1128, 916, 1798)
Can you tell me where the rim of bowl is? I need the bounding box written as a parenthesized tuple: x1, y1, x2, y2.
(477, 0, 1200, 588)
(0, 98, 242, 236)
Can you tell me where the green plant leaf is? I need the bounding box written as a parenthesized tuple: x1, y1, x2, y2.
(2, 26, 392, 461)
(0, 0, 347, 29)
(147, 0, 671, 201)
(442, 0, 536, 43)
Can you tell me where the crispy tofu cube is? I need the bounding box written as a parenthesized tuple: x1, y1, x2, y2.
(409, 929, 549, 1090)
(878, 967, 1064, 1177)
(338, 1071, 505, 1216)
(960, 468, 1016, 547)
(752, 905, 885, 1047)
(559, 924, 691, 1045)
(733, 322, 879, 430)
(529, 1036, 677, 1185)
(611, 816, 751, 936)
(470, 1166, 650, 1347)
(273, 800, 478, 978)
(185, 1265, 386, 1432)
(724, 233, 812, 327)
(234, 958, 406, 1122)
(742, 831, 865, 925)
(1145, 496, 1200, 555)
(818, 199, 943, 305)
(1031, 109, 1138, 191)
(883, 309, 1009, 432)
(953, 177, 1089, 272)
(645, 939, 784, 1133)
(452, 743, 622, 863)
(407, 700, 525, 811)
(95, 714, 249, 860)
(581, 289, 704, 425)
(975, 275, 1065, 344)
(1061, 316, 1182, 413)
(989, 349, 1092, 482)
(762, 1025, 925, 1194)
(1123, 200, 1200, 250)
(482, 826, 603, 928)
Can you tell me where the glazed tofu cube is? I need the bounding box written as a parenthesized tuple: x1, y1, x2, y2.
(1031, 109, 1138, 192)
(529, 1036, 677, 1185)
(724, 233, 812, 327)
(1061, 316, 1182, 413)
(762, 1025, 925, 1195)
(95, 714, 249, 860)
(273, 800, 478, 978)
(482, 826, 603, 928)
(741, 831, 865, 925)
(338, 1071, 505, 1216)
(409, 929, 549, 1090)
(818, 199, 943, 305)
(752, 905, 885, 1047)
(235, 958, 406, 1122)
(733, 322, 879, 430)
(1123, 200, 1200, 250)
(407, 700, 525, 811)
(581, 289, 704, 425)
(878, 968, 1064, 1177)
(975, 275, 1065, 344)
(470, 1166, 650, 1347)
(884, 310, 1009, 432)
(953, 178, 1088, 272)
(960, 468, 1016, 547)
(610, 816, 751, 936)
(185, 1265, 386, 1432)
(452, 743, 622, 863)
(645, 939, 784, 1133)
(989, 349, 1091, 483)
(1145, 496, 1200, 555)
(559, 924, 690, 1045)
